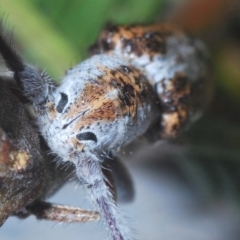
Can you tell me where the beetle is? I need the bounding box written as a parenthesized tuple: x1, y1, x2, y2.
(0, 22, 211, 240)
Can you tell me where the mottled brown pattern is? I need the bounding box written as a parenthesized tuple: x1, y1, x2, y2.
(89, 23, 181, 58)
(90, 23, 211, 140)
(160, 73, 193, 138)
(161, 109, 187, 138)
(102, 65, 150, 119)
(63, 64, 152, 132)
(72, 100, 117, 132)
(66, 82, 110, 120)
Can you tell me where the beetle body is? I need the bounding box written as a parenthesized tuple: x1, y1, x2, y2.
(41, 54, 159, 161)
(0, 23, 211, 240)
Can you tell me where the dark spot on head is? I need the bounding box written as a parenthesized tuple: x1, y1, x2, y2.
(134, 76, 141, 85)
(105, 24, 119, 33)
(178, 114, 183, 120)
(138, 90, 147, 102)
(147, 39, 165, 54)
(56, 92, 68, 113)
(173, 76, 188, 92)
(172, 124, 178, 132)
(118, 77, 125, 84)
(179, 95, 190, 104)
(165, 105, 177, 113)
(145, 31, 154, 39)
(76, 132, 97, 142)
(101, 39, 113, 51)
(123, 84, 134, 97)
(161, 97, 177, 113)
(122, 39, 137, 54)
(118, 83, 135, 106)
(110, 69, 118, 77)
(120, 65, 131, 73)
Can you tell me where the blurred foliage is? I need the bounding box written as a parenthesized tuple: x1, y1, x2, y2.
(0, 0, 167, 78)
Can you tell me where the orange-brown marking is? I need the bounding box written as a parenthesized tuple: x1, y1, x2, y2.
(161, 109, 187, 138)
(46, 102, 57, 118)
(70, 138, 84, 152)
(72, 99, 117, 132)
(89, 23, 183, 58)
(64, 63, 152, 132)
(90, 23, 211, 140)
(160, 73, 191, 138)
(66, 80, 111, 120)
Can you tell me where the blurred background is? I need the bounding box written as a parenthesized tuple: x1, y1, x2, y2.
(1, 0, 240, 239)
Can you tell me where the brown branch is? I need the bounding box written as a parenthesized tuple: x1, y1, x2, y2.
(0, 78, 44, 225)
(0, 78, 99, 225)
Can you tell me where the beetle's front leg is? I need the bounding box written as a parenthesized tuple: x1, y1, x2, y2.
(16, 201, 100, 223)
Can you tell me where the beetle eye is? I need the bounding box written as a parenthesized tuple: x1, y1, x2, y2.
(56, 92, 68, 113)
(76, 132, 97, 142)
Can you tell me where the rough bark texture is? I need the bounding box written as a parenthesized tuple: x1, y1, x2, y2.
(0, 78, 95, 225)
(0, 78, 44, 225)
